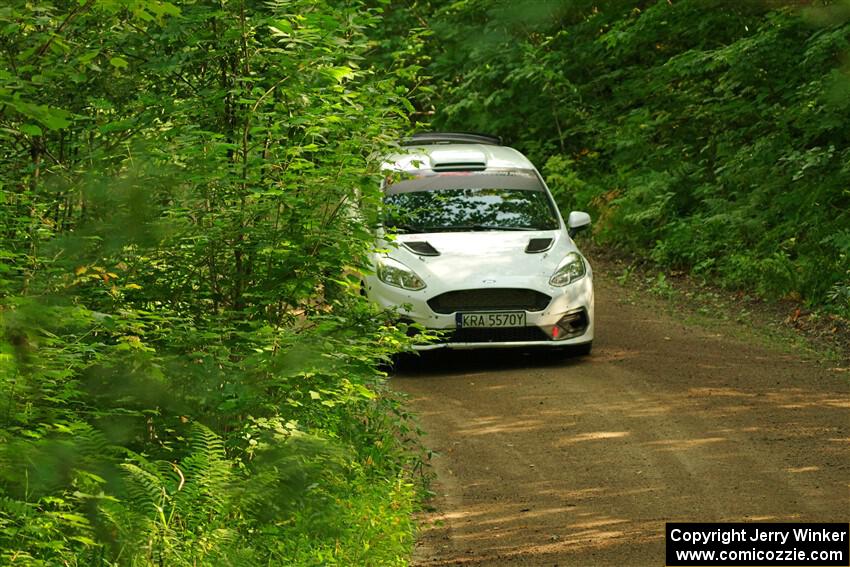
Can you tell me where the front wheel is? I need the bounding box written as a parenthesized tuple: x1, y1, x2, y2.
(564, 341, 592, 357)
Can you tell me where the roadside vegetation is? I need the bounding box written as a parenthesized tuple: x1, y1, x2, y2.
(3, 0, 849, 565)
(384, 0, 850, 320)
(0, 0, 422, 564)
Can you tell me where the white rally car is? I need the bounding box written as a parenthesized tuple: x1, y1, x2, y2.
(365, 132, 594, 354)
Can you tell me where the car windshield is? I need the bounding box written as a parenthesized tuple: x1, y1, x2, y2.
(383, 171, 560, 233)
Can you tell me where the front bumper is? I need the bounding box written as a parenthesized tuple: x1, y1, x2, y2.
(365, 275, 594, 351)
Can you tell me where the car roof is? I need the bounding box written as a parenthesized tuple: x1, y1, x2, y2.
(384, 143, 537, 174)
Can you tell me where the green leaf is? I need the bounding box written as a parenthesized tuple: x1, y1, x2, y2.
(325, 66, 355, 83)
(39, 109, 72, 131)
(78, 50, 100, 64)
(109, 56, 128, 69)
(20, 124, 42, 136)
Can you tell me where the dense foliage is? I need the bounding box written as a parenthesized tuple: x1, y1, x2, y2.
(0, 0, 422, 564)
(5, 0, 850, 564)
(387, 0, 850, 314)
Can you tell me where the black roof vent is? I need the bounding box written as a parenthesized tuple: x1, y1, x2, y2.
(401, 132, 502, 146)
(432, 162, 487, 172)
(402, 241, 440, 256)
(525, 238, 554, 253)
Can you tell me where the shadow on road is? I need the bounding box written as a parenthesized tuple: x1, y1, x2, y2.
(392, 348, 587, 378)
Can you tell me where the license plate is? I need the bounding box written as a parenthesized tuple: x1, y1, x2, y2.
(456, 311, 526, 328)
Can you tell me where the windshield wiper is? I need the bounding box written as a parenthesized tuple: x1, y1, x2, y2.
(433, 224, 541, 232)
(501, 225, 555, 231)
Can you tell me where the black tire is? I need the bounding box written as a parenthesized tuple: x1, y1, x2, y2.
(565, 341, 592, 357)
(388, 350, 423, 372)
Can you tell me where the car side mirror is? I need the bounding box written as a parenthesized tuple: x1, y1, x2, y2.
(567, 211, 591, 238)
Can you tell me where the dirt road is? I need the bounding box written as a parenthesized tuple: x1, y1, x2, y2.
(392, 275, 850, 566)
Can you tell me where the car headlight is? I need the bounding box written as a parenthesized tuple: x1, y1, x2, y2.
(549, 252, 586, 287)
(377, 257, 426, 291)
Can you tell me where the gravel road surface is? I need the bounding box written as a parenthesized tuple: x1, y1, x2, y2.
(393, 276, 850, 566)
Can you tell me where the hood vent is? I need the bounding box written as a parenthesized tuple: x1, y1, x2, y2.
(525, 238, 554, 254)
(403, 241, 440, 256)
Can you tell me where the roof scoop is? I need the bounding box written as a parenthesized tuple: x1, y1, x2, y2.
(403, 241, 440, 256)
(429, 148, 487, 171)
(525, 238, 554, 254)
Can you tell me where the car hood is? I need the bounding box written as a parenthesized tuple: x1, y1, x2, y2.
(384, 230, 579, 289)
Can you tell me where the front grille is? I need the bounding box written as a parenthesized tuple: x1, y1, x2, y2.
(428, 288, 551, 314)
(450, 326, 550, 343)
